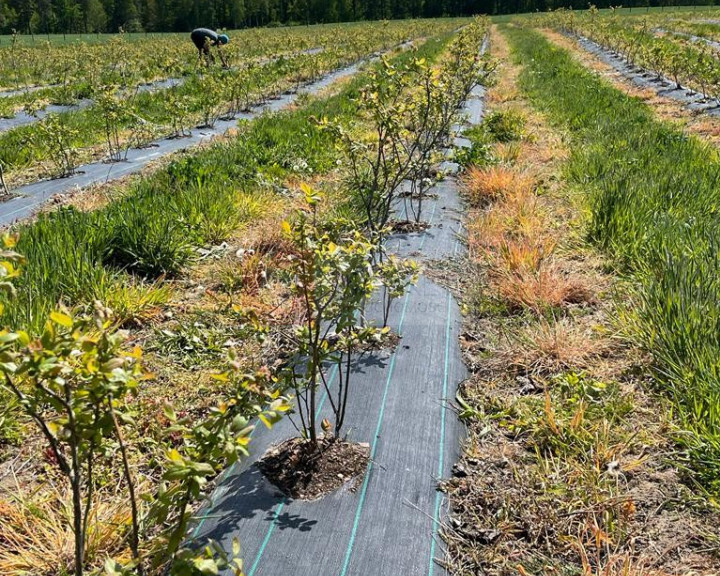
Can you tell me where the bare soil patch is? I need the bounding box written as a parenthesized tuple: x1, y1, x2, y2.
(366, 329, 401, 351)
(258, 437, 369, 500)
(346, 329, 401, 353)
(397, 189, 439, 200)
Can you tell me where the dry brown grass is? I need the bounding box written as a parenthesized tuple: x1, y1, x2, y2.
(0, 486, 133, 576)
(465, 164, 592, 312)
(475, 193, 548, 243)
(462, 165, 534, 207)
(493, 141, 523, 164)
(243, 223, 297, 261)
(496, 235, 555, 273)
(508, 316, 609, 376)
(568, 518, 680, 576)
(492, 258, 594, 312)
(487, 84, 520, 104)
(241, 252, 274, 296)
(217, 213, 299, 298)
(460, 67, 588, 314)
(524, 133, 570, 166)
(468, 176, 551, 259)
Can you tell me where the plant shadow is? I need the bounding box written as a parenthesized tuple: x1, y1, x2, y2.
(192, 465, 317, 544)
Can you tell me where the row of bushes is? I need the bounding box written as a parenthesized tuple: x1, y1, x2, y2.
(0, 28, 474, 576)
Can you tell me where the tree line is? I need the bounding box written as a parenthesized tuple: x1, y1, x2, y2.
(0, 0, 713, 35)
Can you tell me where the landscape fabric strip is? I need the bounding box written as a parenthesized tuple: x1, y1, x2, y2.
(237, 375, 335, 576)
(0, 84, 51, 99)
(656, 27, 720, 51)
(428, 242, 459, 576)
(338, 285, 413, 576)
(249, 199, 440, 576)
(337, 197, 443, 576)
(246, 499, 286, 576)
(338, 68, 483, 573)
(424, 80, 479, 568)
(574, 34, 720, 117)
(427, 293, 452, 576)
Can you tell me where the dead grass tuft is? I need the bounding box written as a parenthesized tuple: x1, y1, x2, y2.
(508, 316, 609, 376)
(240, 215, 297, 260)
(471, 210, 593, 313)
(496, 236, 555, 273)
(493, 141, 523, 164)
(214, 216, 299, 298)
(572, 529, 668, 576)
(487, 85, 520, 104)
(462, 165, 533, 207)
(468, 188, 551, 258)
(0, 487, 133, 576)
(463, 125, 591, 313)
(492, 258, 594, 312)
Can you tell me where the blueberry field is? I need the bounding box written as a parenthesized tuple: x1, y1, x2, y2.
(1, 10, 720, 576)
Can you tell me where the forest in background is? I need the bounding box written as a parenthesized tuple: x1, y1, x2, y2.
(0, 0, 715, 37)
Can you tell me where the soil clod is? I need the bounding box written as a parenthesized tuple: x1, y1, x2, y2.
(258, 437, 370, 500)
(389, 219, 431, 233)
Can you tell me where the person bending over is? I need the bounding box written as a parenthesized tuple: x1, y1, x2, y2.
(191, 28, 229, 67)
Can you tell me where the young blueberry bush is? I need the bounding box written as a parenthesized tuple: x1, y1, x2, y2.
(281, 186, 385, 447)
(405, 21, 493, 223)
(0, 233, 290, 576)
(329, 17, 490, 232)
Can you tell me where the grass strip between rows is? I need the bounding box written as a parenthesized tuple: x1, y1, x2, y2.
(505, 22, 720, 493)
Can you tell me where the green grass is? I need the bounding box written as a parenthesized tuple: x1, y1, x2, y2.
(505, 23, 720, 493)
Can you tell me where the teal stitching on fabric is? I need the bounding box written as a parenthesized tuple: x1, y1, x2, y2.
(244, 367, 336, 575)
(339, 184, 440, 576)
(428, 238, 460, 575)
(338, 289, 412, 576)
(428, 288, 453, 576)
(247, 499, 286, 576)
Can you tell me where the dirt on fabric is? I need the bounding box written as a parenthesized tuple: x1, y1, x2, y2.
(389, 219, 431, 233)
(354, 329, 401, 353)
(398, 189, 439, 200)
(258, 437, 370, 501)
